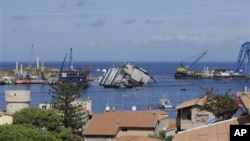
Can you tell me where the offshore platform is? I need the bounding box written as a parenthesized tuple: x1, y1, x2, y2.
(59, 48, 93, 87)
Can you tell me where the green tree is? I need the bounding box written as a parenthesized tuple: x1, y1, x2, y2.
(13, 107, 61, 131)
(201, 87, 239, 120)
(49, 82, 87, 135)
(0, 124, 57, 141)
(12, 106, 79, 140)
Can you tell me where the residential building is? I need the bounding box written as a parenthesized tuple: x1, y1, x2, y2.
(0, 111, 13, 125)
(172, 91, 250, 141)
(83, 109, 168, 141)
(114, 135, 161, 141)
(176, 97, 214, 131)
(39, 97, 92, 130)
(165, 119, 176, 137)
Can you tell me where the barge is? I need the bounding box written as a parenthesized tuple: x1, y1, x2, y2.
(174, 41, 250, 80)
(59, 48, 93, 87)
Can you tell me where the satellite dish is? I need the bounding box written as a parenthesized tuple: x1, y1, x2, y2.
(132, 105, 136, 111)
(105, 105, 110, 112)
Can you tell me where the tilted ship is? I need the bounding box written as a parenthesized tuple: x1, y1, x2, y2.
(98, 62, 156, 88)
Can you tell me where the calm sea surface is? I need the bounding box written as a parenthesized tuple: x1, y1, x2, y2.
(0, 61, 249, 118)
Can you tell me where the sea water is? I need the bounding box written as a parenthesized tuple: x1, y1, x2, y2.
(0, 61, 249, 118)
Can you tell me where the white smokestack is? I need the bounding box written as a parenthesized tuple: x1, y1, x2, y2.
(16, 61, 18, 71)
(37, 57, 39, 68)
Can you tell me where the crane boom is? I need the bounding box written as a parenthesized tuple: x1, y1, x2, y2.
(235, 41, 250, 74)
(190, 49, 210, 67)
(26, 44, 34, 78)
(179, 49, 210, 69)
(60, 53, 67, 72)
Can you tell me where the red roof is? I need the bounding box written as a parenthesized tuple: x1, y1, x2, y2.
(83, 110, 167, 136)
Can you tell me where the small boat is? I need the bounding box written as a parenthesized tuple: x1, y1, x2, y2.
(181, 86, 186, 91)
(157, 97, 173, 109)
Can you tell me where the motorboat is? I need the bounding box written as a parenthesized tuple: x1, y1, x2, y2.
(157, 97, 173, 109)
(181, 86, 186, 91)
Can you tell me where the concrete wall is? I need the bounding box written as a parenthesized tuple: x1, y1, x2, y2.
(0, 113, 13, 125)
(191, 106, 213, 122)
(116, 129, 154, 137)
(155, 117, 169, 136)
(84, 137, 113, 141)
(178, 106, 214, 131)
(5, 90, 30, 114)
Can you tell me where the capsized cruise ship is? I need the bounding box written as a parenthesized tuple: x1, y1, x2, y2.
(98, 62, 156, 88)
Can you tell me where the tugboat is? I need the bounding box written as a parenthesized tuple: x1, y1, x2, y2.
(59, 48, 93, 88)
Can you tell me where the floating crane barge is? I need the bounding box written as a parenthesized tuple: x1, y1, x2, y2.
(174, 41, 250, 80)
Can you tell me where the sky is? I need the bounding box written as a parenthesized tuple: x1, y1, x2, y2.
(1, 0, 250, 62)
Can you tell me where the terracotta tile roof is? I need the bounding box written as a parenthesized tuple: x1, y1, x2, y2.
(236, 92, 250, 109)
(114, 135, 160, 141)
(167, 119, 176, 131)
(172, 115, 250, 141)
(83, 110, 167, 136)
(176, 97, 206, 109)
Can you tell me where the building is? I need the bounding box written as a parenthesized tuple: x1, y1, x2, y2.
(39, 97, 92, 131)
(172, 91, 250, 141)
(165, 119, 176, 137)
(0, 111, 12, 125)
(83, 110, 169, 141)
(176, 97, 214, 131)
(114, 135, 161, 141)
(5, 90, 31, 114)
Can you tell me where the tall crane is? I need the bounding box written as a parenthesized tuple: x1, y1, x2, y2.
(175, 49, 210, 79)
(26, 44, 34, 79)
(179, 49, 210, 69)
(235, 41, 250, 75)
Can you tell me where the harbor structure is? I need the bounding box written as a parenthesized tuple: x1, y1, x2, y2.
(14, 44, 48, 84)
(59, 48, 93, 87)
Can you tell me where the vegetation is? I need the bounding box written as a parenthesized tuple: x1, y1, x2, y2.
(0, 124, 57, 141)
(0, 82, 88, 141)
(200, 87, 239, 120)
(5, 108, 75, 141)
(149, 131, 173, 141)
(13, 107, 61, 131)
(49, 82, 88, 135)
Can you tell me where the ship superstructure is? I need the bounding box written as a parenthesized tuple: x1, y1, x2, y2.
(59, 48, 93, 87)
(98, 62, 156, 88)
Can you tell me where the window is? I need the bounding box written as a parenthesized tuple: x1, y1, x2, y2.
(121, 128, 127, 132)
